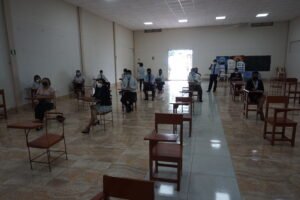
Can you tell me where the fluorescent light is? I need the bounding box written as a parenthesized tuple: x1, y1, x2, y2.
(256, 13, 269, 18)
(216, 16, 226, 20)
(178, 19, 188, 23)
(144, 22, 153, 25)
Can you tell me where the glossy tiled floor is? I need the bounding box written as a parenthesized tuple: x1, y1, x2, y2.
(0, 81, 299, 200)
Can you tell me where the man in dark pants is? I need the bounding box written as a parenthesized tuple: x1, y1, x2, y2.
(143, 68, 155, 100)
(207, 59, 220, 92)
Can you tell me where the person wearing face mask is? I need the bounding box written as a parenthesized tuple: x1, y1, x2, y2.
(245, 71, 266, 121)
(73, 70, 85, 98)
(82, 79, 112, 134)
(143, 68, 155, 100)
(121, 70, 137, 113)
(32, 75, 41, 89)
(188, 68, 203, 102)
(34, 78, 55, 123)
(137, 62, 145, 91)
(155, 69, 165, 94)
(97, 70, 110, 88)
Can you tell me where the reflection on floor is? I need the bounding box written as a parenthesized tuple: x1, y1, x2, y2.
(2, 80, 298, 200)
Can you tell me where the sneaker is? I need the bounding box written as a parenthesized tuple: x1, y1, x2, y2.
(206, 90, 210, 92)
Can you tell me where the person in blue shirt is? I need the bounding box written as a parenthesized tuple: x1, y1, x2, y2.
(207, 59, 220, 92)
(121, 70, 137, 113)
(155, 69, 165, 93)
(143, 68, 155, 100)
(137, 62, 145, 91)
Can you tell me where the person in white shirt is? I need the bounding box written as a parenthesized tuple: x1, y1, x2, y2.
(137, 62, 145, 91)
(236, 59, 246, 73)
(121, 70, 137, 112)
(227, 58, 236, 74)
(73, 70, 85, 98)
(188, 68, 203, 102)
(143, 68, 155, 100)
(32, 75, 41, 90)
(207, 59, 220, 92)
(155, 69, 165, 93)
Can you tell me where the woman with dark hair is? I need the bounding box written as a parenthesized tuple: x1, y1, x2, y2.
(32, 75, 41, 89)
(82, 78, 112, 134)
(34, 77, 55, 122)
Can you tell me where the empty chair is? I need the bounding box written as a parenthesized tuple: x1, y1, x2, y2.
(144, 113, 183, 190)
(285, 78, 300, 103)
(263, 96, 299, 146)
(174, 96, 193, 137)
(27, 112, 68, 171)
(91, 175, 155, 200)
(0, 89, 7, 119)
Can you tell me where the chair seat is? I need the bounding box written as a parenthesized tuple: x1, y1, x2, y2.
(28, 133, 63, 149)
(267, 117, 297, 126)
(152, 143, 182, 161)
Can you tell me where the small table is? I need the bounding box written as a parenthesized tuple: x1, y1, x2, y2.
(231, 81, 245, 101)
(170, 102, 191, 113)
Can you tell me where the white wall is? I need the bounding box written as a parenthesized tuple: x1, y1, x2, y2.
(286, 17, 300, 79)
(0, 0, 15, 108)
(115, 23, 134, 79)
(80, 9, 115, 85)
(134, 22, 289, 80)
(10, 0, 81, 102)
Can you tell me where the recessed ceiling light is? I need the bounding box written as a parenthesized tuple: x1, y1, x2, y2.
(144, 22, 153, 25)
(178, 19, 188, 23)
(216, 16, 226, 20)
(256, 13, 269, 18)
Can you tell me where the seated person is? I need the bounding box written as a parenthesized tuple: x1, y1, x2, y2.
(229, 68, 243, 82)
(245, 71, 266, 121)
(188, 68, 203, 102)
(119, 68, 128, 81)
(32, 75, 41, 90)
(34, 78, 55, 122)
(143, 68, 155, 100)
(73, 70, 85, 98)
(155, 69, 165, 93)
(120, 70, 137, 113)
(82, 79, 112, 134)
(97, 70, 110, 88)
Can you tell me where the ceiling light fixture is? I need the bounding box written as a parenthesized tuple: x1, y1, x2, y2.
(144, 22, 153, 25)
(256, 13, 269, 18)
(216, 16, 226, 20)
(178, 19, 188, 23)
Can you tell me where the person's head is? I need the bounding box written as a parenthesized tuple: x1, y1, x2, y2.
(234, 68, 239, 73)
(41, 78, 51, 89)
(100, 70, 103, 74)
(138, 62, 143, 67)
(252, 71, 259, 80)
(76, 70, 81, 77)
(123, 68, 127, 73)
(127, 70, 132, 77)
(159, 69, 162, 75)
(213, 59, 217, 64)
(34, 75, 41, 83)
(147, 68, 151, 75)
(194, 68, 198, 73)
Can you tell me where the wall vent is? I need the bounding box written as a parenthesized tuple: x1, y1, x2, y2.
(250, 22, 274, 27)
(144, 29, 162, 33)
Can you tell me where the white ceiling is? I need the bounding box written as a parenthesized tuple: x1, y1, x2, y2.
(64, 0, 300, 30)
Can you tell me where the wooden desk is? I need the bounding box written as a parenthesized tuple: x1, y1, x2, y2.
(170, 102, 191, 113)
(7, 121, 43, 138)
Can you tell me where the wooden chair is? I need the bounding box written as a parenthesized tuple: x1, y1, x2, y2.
(27, 112, 68, 171)
(268, 77, 286, 96)
(263, 96, 299, 146)
(243, 89, 263, 119)
(91, 175, 155, 200)
(174, 97, 193, 137)
(285, 78, 300, 104)
(95, 108, 113, 131)
(0, 89, 7, 119)
(144, 113, 183, 191)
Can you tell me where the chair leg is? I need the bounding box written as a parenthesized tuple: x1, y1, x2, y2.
(271, 125, 276, 146)
(47, 149, 51, 172)
(176, 161, 181, 191)
(63, 137, 68, 160)
(189, 120, 192, 137)
(149, 158, 153, 180)
(155, 161, 158, 173)
(291, 126, 296, 147)
(27, 146, 33, 170)
(263, 121, 267, 139)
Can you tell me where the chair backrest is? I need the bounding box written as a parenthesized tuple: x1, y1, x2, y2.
(285, 78, 298, 92)
(0, 89, 5, 105)
(102, 175, 155, 200)
(45, 112, 65, 137)
(155, 113, 183, 145)
(265, 96, 289, 118)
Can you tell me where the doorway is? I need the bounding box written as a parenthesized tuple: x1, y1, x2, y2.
(168, 49, 193, 81)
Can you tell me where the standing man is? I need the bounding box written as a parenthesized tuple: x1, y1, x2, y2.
(137, 62, 145, 91)
(143, 68, 155, 100)
(121, 70, 137, 113)
(207, 59, 220, 92)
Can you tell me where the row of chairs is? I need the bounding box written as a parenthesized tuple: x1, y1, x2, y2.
(0, 89, 7, 119)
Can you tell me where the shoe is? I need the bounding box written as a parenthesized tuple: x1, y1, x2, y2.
(206, 90, 210, 92)
(36, 127, 43, 131)
(152, 98, 154, 101)
(82, 127, 90, 134)
(213, 90, 216, 92)
(199, 100, 203, 102)
(144, 98, 148, 100)
(260, 113, 265, 121)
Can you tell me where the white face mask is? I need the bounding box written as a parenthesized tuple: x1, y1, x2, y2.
(96, 82, 102, 88)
